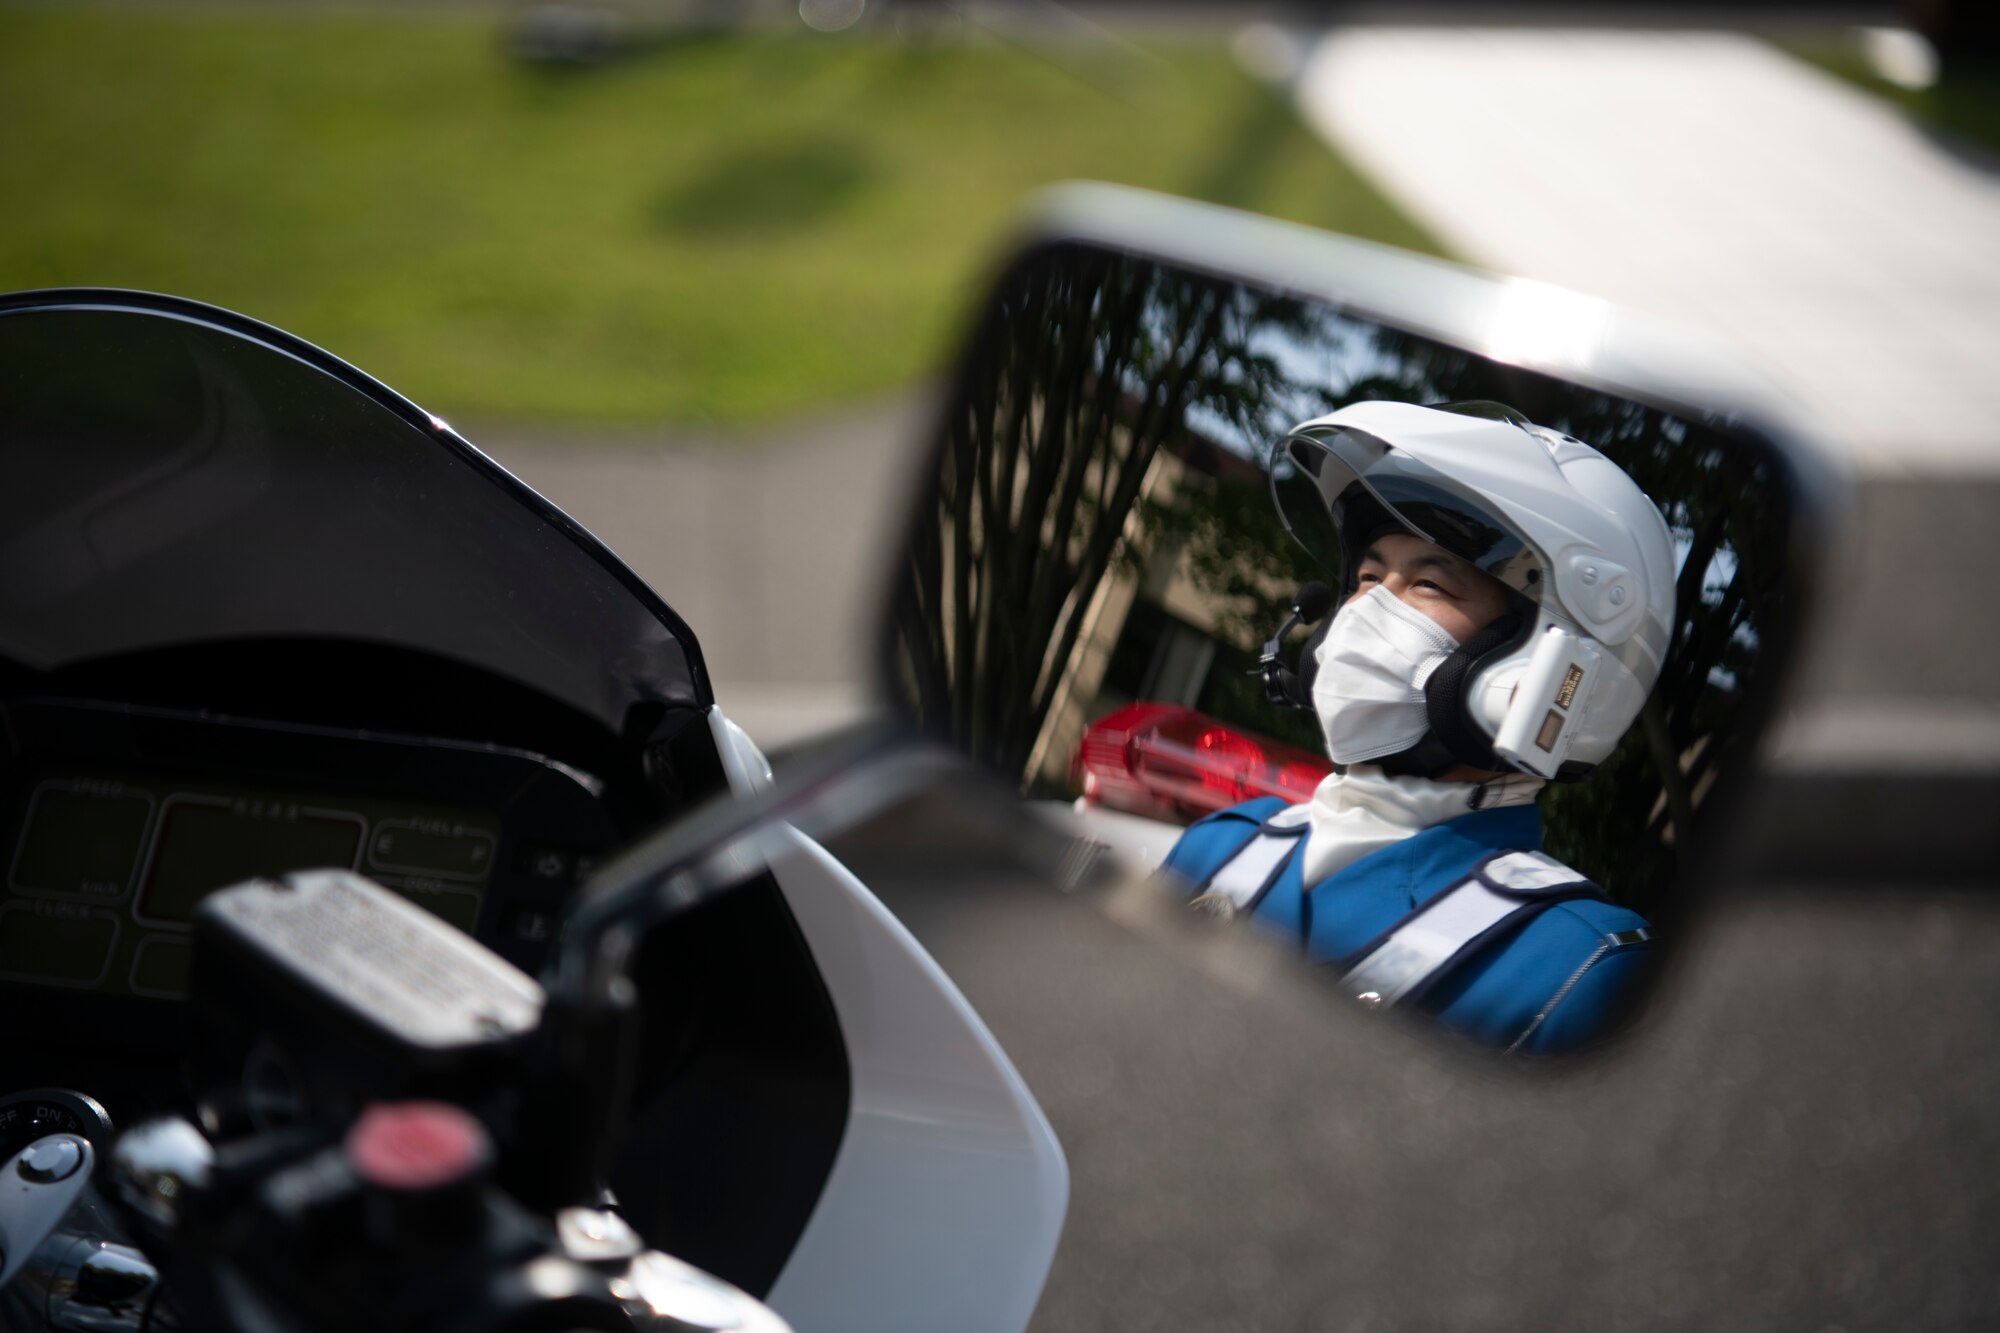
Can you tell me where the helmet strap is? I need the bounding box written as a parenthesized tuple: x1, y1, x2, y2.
(1374, 732, 1462, 780)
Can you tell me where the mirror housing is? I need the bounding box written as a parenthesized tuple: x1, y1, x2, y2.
(873, 183, 1845, 1057)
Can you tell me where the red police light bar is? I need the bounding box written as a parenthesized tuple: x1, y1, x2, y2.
(1071, 702, 1332, 823)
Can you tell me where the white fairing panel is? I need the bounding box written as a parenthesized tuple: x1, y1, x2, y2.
(706, 710, 1069, 1333)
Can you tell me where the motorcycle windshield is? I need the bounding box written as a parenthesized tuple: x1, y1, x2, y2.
(0, 292, 708, 730)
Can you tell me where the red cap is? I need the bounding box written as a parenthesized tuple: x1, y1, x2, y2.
(345, 1101, 491, 1192)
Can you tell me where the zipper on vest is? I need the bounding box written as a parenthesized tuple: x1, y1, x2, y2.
(1507, 939, 1614, 1054)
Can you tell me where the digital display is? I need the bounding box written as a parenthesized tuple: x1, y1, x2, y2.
(10, 781, 151, 899)
(3, 773, 500, 999)
(141, 798, 367, 924)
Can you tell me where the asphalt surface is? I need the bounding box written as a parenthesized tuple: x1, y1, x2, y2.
(832, 813, 2000, 1331)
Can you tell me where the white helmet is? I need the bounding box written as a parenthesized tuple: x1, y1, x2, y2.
(1271, 400, 1677, 781)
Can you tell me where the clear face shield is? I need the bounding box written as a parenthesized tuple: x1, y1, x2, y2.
(1267, 423, 1551, 603)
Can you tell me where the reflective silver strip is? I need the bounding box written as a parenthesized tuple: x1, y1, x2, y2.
(1339, 875, 1525, 1010)
(1606, 927, 1655, 947)
(1203, 833, 1299, 911)
(1479, 850, 1581, 893)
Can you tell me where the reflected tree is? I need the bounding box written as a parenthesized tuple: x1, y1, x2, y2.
(894, 249, 1327, 777)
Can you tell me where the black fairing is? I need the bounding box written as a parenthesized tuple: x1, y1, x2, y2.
(0, 289, 711, 727)
(0, 289, 850, 1299)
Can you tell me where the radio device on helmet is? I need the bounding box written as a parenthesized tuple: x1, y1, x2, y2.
(1491, 625, 1602, 778)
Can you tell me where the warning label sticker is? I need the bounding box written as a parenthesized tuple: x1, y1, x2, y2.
(206, 871, 543, 1049)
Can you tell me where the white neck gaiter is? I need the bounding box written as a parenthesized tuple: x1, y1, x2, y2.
(1292, 764, 1543, 886)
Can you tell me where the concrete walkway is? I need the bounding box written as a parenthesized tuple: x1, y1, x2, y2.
(1294, 27, 2000, 477)
(1287, 25, 2000, 791)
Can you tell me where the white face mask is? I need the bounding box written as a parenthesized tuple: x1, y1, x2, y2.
(1310, 585, 1462, 763)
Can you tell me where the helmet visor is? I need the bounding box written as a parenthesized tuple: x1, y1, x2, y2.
(1268, 424, 1548, 599)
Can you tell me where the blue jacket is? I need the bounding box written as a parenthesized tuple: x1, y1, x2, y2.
(1159, 797, 1652, 1055)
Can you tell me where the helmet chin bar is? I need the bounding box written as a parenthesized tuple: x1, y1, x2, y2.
(1421, 612, 1524, 771)
(1370, 610, 1599, 784)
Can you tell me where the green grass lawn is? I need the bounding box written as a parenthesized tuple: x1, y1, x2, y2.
(0, 9, 1442, 429)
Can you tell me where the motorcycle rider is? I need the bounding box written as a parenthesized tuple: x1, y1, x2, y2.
(1159, 400, 1675, 1055)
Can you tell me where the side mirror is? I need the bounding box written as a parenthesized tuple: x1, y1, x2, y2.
(877, 184, 1839, 1057)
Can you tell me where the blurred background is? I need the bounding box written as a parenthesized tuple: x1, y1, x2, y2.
(8, 3, 2000, 1328)
(9, 0, 1993, 753)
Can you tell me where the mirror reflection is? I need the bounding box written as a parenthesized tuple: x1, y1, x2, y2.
(887, 244, 1792, 1055)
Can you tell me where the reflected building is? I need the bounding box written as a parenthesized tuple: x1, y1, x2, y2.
(1022, 416, 1319, 799)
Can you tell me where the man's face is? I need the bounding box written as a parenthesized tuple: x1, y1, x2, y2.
(1351, 532, 1514, 645)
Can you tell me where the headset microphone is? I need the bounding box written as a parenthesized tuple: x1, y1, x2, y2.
(1257, 581, 1335, 709)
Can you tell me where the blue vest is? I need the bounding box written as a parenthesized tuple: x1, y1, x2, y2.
(1159, 797, 1653, 1055)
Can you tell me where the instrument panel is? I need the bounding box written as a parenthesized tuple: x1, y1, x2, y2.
(6, 772, 502, 998)
(0, 696, 625, 1009)
(0, 682, 853, 1300)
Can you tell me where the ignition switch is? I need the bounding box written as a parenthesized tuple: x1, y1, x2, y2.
(0, 1089, 114, 1163)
